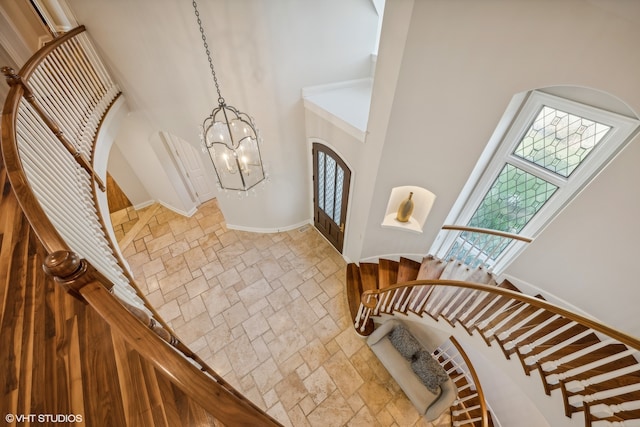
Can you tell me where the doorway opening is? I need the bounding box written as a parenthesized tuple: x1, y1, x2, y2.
(312, 143, 351, 253)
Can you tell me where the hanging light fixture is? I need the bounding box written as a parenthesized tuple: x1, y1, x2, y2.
(192, 0, 266, 192)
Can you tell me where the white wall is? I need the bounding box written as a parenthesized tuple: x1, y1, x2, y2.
(113, 112, 196, 216)
(0, 0, 49, 54)
(66, 0, 379, 231)
(107, 143, 151, 209)
(358, 0, 640, 334)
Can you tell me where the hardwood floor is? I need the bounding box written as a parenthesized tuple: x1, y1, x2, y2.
(0, 167, 221, 427)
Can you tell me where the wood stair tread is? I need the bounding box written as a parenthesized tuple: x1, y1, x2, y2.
(347, 255, 640, 427)
(378, 259, 399, 288)
(397, 257, 421, 284)
(359, 263, 379, 292)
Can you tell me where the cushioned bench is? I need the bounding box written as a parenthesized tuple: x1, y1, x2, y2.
(367, 319, 457, 421)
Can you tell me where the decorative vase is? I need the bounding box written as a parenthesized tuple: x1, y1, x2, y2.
(396, 192, 414, 222)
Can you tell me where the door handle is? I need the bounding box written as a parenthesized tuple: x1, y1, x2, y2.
(340, 223, 345, 233)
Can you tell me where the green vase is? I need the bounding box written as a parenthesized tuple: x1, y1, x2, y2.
(396, 192, 414, 222)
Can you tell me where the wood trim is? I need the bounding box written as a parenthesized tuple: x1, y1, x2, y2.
(449, 336, 489, 427)
(1, 82, 69, 254)
(362, 280, 640, 351)
(16, 25, 86, 81)
(79, 281, 283, 427)
(442, 224, 533, 243)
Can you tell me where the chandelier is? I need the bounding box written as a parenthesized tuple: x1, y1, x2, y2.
(192, 0, 265, 192)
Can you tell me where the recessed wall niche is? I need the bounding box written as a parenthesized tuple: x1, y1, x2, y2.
(381, 186, 436, 234)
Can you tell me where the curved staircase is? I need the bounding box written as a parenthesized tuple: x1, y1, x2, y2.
(347, 253, 640, 427)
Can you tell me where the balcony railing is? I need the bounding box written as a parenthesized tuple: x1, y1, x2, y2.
(1, 25, 281, 427)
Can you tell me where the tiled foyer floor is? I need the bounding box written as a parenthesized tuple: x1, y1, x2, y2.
(113, 199, 450, 427)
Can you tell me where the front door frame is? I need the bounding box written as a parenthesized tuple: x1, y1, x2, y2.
(311, 141, 352, 254)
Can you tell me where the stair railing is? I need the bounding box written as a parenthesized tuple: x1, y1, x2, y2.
(358, 279, 640, 426)
(1, 26, 282, 426)
(440, 224, 533, 270)
(435, 336, 489, 427)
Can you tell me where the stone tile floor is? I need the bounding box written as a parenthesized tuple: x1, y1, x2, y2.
(112, 199, 450, 427)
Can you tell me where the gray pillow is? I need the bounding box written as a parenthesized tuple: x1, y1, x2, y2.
(388, 325, 422, 359)
(411, 350, 449, 394)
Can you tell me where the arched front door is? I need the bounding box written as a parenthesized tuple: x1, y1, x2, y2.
(312, 143, 351, 253)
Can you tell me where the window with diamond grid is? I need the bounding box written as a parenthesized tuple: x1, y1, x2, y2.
(436, 91, 638, 272)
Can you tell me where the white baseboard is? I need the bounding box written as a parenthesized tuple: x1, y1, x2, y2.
(133, 200, 156, 210)
(226, 219, 312, 234)
(158, 200, 197, 217)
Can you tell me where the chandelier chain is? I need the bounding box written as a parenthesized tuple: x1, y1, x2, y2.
(192, 0, 225, 105)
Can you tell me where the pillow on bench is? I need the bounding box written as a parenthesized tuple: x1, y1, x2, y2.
(388, 324, 423, 359)
(388, 324, 450, 394)
(411, 350, 449, 394)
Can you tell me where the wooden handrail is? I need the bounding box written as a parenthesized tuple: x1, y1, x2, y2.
(362, 280, 640, 351)
(16, 25, 87, 81)
(81, 281, 282, 427)
(442, 224, 533, 243)
(2, 27, 107, 253)
(2, 23, 286, 426)
(449, 336, 489, 427)
(1, 85, 69, 254)
(42, 250, 283, 426)
(3, 66, 106, 191)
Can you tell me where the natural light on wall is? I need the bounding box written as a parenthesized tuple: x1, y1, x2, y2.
(433, 90, 639, 272)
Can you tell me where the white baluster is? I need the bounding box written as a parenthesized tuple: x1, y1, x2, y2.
(452, 405, 481, 416)
(540, 339, 615, 372)
(359, 307, 372, 333)
(394, 288, 408, 311)
(384, 289, 399, 312)
(453, 417, 483, 426)
(461, 295, 508, 328)
(497, 308, 546, 341)
(373, 291, 385, 315)
(455, 393, 478, 405)
(591, 421, 640, 427)
(424, 286, 446, 312)
(566, 364, 640, 393)
(401, 287, 419, 312)
(569, 383, 640, 407)
(484, 303, 529, 338)
(455, 291, 492, 322)
(410, 285, 434, 312)
(520, 321, 581, 356)
(354, 304, 365, 329)
(590, 400, 640, 418)
(546, 349, 637, 385)
(503, 314, 561, 351)
(475, 299, 519, 330)
(442, 289, 476, 319)
(524, 328, 591, 365)
(427, 286, 459, 315)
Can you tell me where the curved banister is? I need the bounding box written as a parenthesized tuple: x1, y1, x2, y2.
(441, 224, 533, 243)
(1, 83, 68, 253)
(348, 228, 639, 425)
(362, 279, 640, 351)
(438, 224, 533, 270)
(13, 26, 87, 81)
(2, 25, 284, 425)
(449, 336, 489, 427)
(80, 281, 282, 427)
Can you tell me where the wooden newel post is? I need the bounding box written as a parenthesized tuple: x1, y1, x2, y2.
(43, 250, 113, 301)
